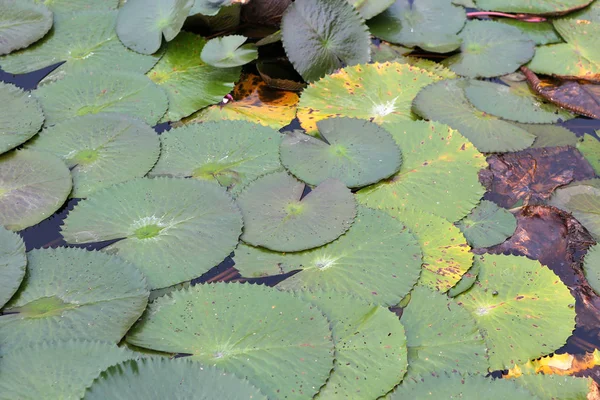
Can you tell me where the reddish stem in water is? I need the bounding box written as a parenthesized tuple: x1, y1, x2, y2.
(467, 11, 546, 22)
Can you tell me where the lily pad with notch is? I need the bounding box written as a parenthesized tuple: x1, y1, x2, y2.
(235, 206, 422, 306)
(61, 177, 243, 289)
(0, 0, 53, 56)
(149, 120, 282, 196)
(26, 113, 160, 198)
(0, 247, 148, 353)
(456, 200, 517, 249)
(126, 282, 335, 400)
(280, 118, 402, 188)
(0, 227, 26, 309)
(237, 171, 356, 252)
(200, 35, 257, 68)
(0, 150, 72, 231)
(0, 82, 44, 155)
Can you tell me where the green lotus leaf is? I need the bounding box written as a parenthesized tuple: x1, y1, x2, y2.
(368, 0, 465, 53)
(0, 247, 148, 353)
(444, 20, 535, 78)
(0, 150, 72, 231)
(61, 178, 243, 289)
(473, 0, 593, 15)
(236, 206, 422, 306)
(577, 133, 600, 175)
(297, 62, 443, 134)
(413, 79, 536, 152)
(150, 121, 282, 195)
(26, 113, 160, 198)
(147, 31, 240, 122)
(390, 371, 539, 399)
(400, 286, 488, 377)
(457, 254, 576, 370)
(0, 10, 160, 83)
(85, 358, 267, 399)
(237, 171, 356, 252)
(280, 118, 402, 188)
(126, 283, 335, 400)
(116, 0, 194, 54)
(0, 340, 135, 399)
(0, 0, 53, 56)
(447, 261, 480, 297)
(550, 180, 600, 239)
(516, 123, 579, 148)
(281, 0, 370, 82)
(200, 35, 258, 68)
(34, 0, 119, 12)
(34, 69, 168, 126)
(356, 120, 486, 223)
(512, 373, 594, 399)
(0, 227, 26, 308)
(347, 0, 394, 19)
(0, 82, 44, 155)
(465, 80, 574, 124)
(497, 20, 563, 46)
(299, 291, 408, 399)
(457, 200, 517, 248)
(189, 0, 231, 16)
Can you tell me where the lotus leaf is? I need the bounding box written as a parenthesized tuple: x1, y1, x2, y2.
(61, 178, 243, 289)
(413, 79, 536, 152)
(356, 120, 486, 222)
(473, 0, 593, 15)
(149, 121, 282, 195)
(34, 69, 168, 126)
(400, 286, 488, 377)
(0, 82, 44, 155)
(236, 206, 422, 306)
(497, 20, 563, 45)
(0, 150, 71, 231)
(443, 20, 535, 78)
(516, 123, 579, 148)
(26, 113, 160, 198)
(34, 0, 119, 12)
(126, 283, 335, 400)
(368, 0, 465, 53)
(0, 0, 53, 56)
(0, 340, 134, 399)
(85, 358, 267, 399)
(147, 31, 240, 122)
(457, 200, 517, 248)
(550, 180, 600, 240)
(0, 227, 26, 308)
(280, 118, 402, 188)
(237, 171, 356, 252)
(300, 291, 408, 399)
(116, 0, 194, 55)
(577, 133, 600, 175)
(457, 254, 576, 370)
(0, 10, 160, 83)
(297, 62, 442, 134)
(281, 0, 370, 82)
(511, 373, 594, 399)
(0, 247, 148, 352)
(200, 35, 257, 68)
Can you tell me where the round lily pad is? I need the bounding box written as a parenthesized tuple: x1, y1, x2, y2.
(147, 31, 240, 122)
(517, 123, 579, 148)
(356, 120, 486, 223)
(200, 35, 258, 68)
(149, 121, 282, 196)
(300, 291, 408, 398)
(85, 358, 268, 399)
(236, 171, 356, 252)
(281, 0, 370, 82)
(34, 69, 168, 126)
(443, 20, 535, 78)
(457, 254, 576, 370)
(583, 244, 600, 295)
(473, 0, 593, 15)
(235, 206, 422, 306)
(0, 247, 148, 353)
(497, 19, 563, 45)
(26, 113, 160, 198)
(400, 286, 488, 377)
(126, 283, 335, 400)
(61, 178, 243, 289)
(0, 82, 44, 155)
(511, 373, 593, 400)
(0, 340, 134, 399)
(116, 0, 194, 54)
(465, 80, 574, 124)
(0, 150, 72, 231)
(0, 10, 160, 82)
(297, 62, 442, 134)
(0, 0, 53, 56)
(412, 79, 536, 152)
(280, 118, 402, 188)
(0, 227, 26, 308)
(457, 200, 517, 248)
(550, 180, 600, 240)
(368, 0, 465, 53)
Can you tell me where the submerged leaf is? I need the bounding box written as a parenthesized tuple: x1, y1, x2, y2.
(550, 179, 600, 240)
(127, 283, 335, 400)
(0, 0, 53, 56)
(281, 0, 370, 82)
(0, 82, 44, 155)
(369, 41, 412, 62)
(457, 200, 517, 248)
(0, 227, 26, 309)
(200, 35, 257, 68)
